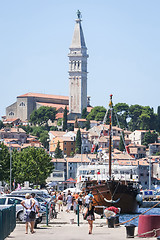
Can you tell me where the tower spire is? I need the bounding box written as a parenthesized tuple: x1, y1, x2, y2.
(68, 11, 89, 118)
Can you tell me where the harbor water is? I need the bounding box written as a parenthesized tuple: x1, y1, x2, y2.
(120, 208, 160, 226)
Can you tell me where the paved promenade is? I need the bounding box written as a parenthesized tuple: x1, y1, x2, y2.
(6, 207, 156, 240)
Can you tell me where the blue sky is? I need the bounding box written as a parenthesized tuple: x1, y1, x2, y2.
(0, 1, 160, 118)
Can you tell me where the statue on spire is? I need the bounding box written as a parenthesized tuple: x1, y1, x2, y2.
(77, 10, 82, 20)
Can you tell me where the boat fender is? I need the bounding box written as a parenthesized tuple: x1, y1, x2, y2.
(136, 194, 143, 202)
(104, 198, 120, 203)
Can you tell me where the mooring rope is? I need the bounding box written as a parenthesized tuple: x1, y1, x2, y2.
(135, 227, 160, 238)
(116, 201, 160, 226)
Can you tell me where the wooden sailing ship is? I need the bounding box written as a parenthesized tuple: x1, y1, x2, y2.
(80, 95, 141, 213)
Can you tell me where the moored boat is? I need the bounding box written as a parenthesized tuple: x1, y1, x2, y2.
(77, 95, 141, 213)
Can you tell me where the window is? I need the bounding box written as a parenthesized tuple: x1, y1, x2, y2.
(9, 112, 14, 116)
(145, 181, 147, 185)
(140, 173, 143, 176)
(8, 198, 21, 204)
(64, 148, 66, 151)
(71, 148, 73, 151)
(64, 142, 66, 145)
(0, 198, 6, 205)
(19, 102, 25, 107)
(71, 142, 73, 145)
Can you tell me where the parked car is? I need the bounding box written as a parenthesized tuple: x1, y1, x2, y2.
(10, 189, 51, 201)
(0, 196, 44, 226)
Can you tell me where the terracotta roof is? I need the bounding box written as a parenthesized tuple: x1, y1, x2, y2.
(51, 158, 66, 163)
(87, 107, 93, 112)
(17, 92, 69, 100)
(56, 113, 64, 119)
(67, 120, 75, 124)
(49, 131, 66, 137)
(3, 118, 20, 123)
(4, 143, 21, 148)
(128, 144, 146, 148)
(149, 143, 160, 146)
(0, 128, 26, 133)
(57, 136, 75, 142)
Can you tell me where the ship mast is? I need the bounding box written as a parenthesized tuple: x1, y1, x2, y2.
(109, 94, 113, 179)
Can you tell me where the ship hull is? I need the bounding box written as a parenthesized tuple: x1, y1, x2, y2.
(85, 180, 139, 214)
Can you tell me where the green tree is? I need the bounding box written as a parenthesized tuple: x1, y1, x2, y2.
(0, 143, 10, 182)
(75, 129, 82, 154)
(128, 104, 143, 130)
(142, 130, 158, 147)
(39, 131, 49, 149)
(12, 147, 53, 185)
(30, 106, 57, 126)
(54, 141, 63, 158)
(63, 106, 68, 131)
(119, 132, 125, 151)
(32, 126, 44, 138)
(50, 126, 58, 131)
(18, 124, 32, 134)
(114, 103, 129, 129)
(156, 106, 160, 132)
(0, 120, 4, 130)
(57, 118, 62, 127)
(85, 119, 90, 131)
(81, 108, 88, 119)
(87, 106, 106, 121)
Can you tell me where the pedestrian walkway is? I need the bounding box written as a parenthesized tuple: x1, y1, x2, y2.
(6, 206, 155, 240)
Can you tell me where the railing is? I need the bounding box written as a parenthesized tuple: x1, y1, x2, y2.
(0, 205, 16, 240)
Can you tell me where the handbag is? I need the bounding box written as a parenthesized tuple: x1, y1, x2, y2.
(29, 211, 36, 219)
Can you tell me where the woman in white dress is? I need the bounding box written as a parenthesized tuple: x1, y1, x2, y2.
(21, 193, 35, 234)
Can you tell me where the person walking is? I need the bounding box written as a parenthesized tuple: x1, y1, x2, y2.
(66, 192, 73, 213)
(84, 196, 95, 234)
(30, 193, 40, 229)
(21, 193, 36, 234)
(57, 192, 63, 212)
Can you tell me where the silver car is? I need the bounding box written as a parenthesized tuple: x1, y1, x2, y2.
(0, 196, 24, 221)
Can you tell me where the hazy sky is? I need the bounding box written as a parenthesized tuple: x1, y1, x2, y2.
(0, 0, 160, 118)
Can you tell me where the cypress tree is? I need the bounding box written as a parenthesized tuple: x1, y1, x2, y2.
(63, 106, 68, 131)
(85, 119, 90, 131)
(54, 141, 63, 158)
(75, 129, 82, 154)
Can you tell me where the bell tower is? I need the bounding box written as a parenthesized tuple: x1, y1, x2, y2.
(68, 10, 89, 118)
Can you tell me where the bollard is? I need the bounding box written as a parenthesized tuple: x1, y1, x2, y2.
(114, 215, 119, 227)
(107, 216, 115, 228)
(46, 203, 48, 226)
(77, 204, 79, 226)
(125, 224, 136, 238)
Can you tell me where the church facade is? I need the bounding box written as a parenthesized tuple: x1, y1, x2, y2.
(6, 11, 89, 121)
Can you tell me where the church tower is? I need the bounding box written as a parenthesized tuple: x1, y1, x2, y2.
(68, 10, 89, 118)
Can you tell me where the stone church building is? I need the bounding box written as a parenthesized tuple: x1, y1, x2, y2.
(6, 11, 90, 121)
